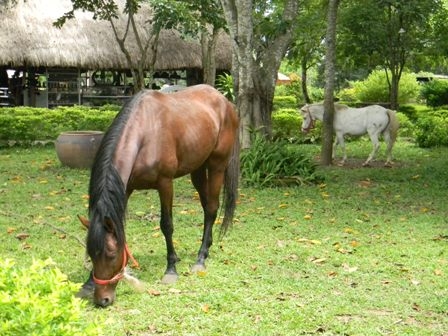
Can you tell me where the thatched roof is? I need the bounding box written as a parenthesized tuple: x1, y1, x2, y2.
(0, 0, 231, 71)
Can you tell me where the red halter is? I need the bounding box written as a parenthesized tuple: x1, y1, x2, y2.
(92, 244, 139, 286)
(302, 106, 315, 133)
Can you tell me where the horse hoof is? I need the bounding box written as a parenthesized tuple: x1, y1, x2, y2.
(191, 263, 206, 274)
(161, 273, 178, 284)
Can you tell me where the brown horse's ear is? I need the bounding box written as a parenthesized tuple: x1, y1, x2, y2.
(78, 215, 90, 230)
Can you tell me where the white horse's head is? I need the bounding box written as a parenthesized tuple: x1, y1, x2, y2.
(300, 104, 315, 133)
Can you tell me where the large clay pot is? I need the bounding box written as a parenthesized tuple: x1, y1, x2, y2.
(55, 131, 104, 169)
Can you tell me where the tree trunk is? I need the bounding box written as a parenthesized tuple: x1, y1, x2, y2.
(301, 57, 311, 104)
(220, 0, 299, 148)
(321, 0, 340, 166)
(201, 28, 219, 86)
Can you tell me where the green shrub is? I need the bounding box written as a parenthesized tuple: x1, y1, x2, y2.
(272, 108, 301, 140)
(273, 96, 297, 111)
(396, 112, 415, 138)
(398, 104, 420, 122)
(415, 110, 448, 147)
(240, 132, 323, 187)
(271, 107, 323, 144)
(216, 73, 234, 102)
(0, 106, 117, 143)
(420, 80, 448, 107)
(0, 259, 101, 336)
(350, 70, 419, 103)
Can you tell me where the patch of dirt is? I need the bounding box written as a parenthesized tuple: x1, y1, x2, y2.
(322, 158, 405, 169)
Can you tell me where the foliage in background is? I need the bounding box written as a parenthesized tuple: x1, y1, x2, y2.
(420, 79, 448, 107)
(395, 112, 416, 139)
(240, 132, 323, 187)
(415, 110, 448, 147)
(0, 105, 118, 144)
(271, 96, 319, 143)
(0, 259, 101, 336)
(215, 73, 234, 102)
(339, 70, 420, 104)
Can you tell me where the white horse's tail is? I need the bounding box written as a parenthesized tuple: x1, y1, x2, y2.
(383, 109, 399, 165)
(386, 109, 399, 144)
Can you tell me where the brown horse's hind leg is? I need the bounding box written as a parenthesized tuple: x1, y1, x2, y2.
(190, 167, 224, 273)
(158, 178, 180, 284)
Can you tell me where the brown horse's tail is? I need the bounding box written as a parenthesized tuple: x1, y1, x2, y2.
(220, 130, 240, 238)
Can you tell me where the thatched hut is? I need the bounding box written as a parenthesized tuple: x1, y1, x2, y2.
(0, 0, 231, 107)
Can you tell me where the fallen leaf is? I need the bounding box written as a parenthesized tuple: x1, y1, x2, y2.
(44, 206, 55, 211)
(342, 263, 358, 273)
(148, 289, 161, 296)
(7, 227, 16, 234)
(350, 240, 360, 247)
(412, 303, 422, 311)
(303, 214, 312, 220)
(434, 269, 443, 276)
(202, 304, 210, 313)
(321, 191, 330, 198)
(311, 257, 327, 264)
(168, 288, 182, 294)
(22, 243, 32, 250)
(16, 233, 30, 241)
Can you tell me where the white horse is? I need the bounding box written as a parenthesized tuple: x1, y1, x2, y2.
(300, 103, 399, 166)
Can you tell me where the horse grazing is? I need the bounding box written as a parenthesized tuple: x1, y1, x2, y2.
(300, 103, 399, 166)
(79, 84, 239, 307)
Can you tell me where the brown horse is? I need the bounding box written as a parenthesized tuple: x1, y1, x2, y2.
(78, 84, 239, 307)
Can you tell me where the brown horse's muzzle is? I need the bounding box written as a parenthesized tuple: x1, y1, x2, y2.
(94, 284, 117, 307)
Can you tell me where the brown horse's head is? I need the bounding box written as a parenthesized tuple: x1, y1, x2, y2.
(79, 216, 127, 307)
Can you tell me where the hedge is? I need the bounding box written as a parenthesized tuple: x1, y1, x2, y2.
(0, 105, 119, 143)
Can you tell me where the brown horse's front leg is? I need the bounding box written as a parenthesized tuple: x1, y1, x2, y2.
(158, 180, 180, 284)
(76, 271, 95, 298)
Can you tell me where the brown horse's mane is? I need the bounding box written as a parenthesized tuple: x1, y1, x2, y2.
(86, 91, 146, 258)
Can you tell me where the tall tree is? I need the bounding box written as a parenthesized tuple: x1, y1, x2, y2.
(287, 0, 326, 104)
(56, 0, 157, 91)
(321, 0, 340, 165)
(219, 0, 300, 148)
(338, 0, 446, 110)
(152, 0, 227, 85)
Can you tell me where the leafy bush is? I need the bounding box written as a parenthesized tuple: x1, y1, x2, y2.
(272, 108, 302, 140)
(273, 96, 297, 111)
(0, 106, 117, 143)
(0, 259, 101, 336)
(274, 74, 303, 102)
(240, 132, 323, 187)
(415, 109, 448, 147)
(398, 104, 420, 122)
(420, 79, 448, 107)
(395, 112, 415, 138)
(216, 73, 234, 102)
(349, 70, 419, 103)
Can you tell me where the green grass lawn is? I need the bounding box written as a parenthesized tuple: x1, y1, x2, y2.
(0, 140, 447, 335)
